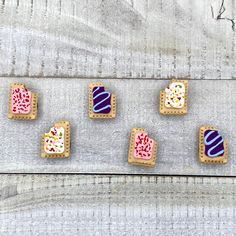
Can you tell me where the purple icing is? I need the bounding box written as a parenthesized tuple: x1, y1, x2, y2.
(92, 86, 111, 114)
(204, 130, 224, 157)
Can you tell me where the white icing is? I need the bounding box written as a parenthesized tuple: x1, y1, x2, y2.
(165, 82, 185, 108)
(44, 127, 65, 154)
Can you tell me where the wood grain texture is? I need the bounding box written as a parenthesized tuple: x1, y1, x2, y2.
(0, 174, 236, 235)
(0, 77, 235, 175)
(0, 0, 236, 79)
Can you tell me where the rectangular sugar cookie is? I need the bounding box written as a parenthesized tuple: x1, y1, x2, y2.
(41, 121, 71, 158)
(128, 128, 158, 167)
(160, 79, 188, 115)
(89, 82, 116, 119)
(199, 126, 228, 164)
(8, 83, 38, 120)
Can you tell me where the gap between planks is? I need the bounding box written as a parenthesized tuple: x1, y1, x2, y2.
(0, 173, 236, 178)
(0, 76, 236, 81)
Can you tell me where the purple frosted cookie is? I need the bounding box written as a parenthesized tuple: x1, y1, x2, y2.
(92, 86, 111, 114)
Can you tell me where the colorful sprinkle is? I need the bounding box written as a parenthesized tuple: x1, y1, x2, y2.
(134, 132, 154, 160)
(165, 82, 185, 109)
(12, 87, 32, 114)
(44, 127, 65, 154)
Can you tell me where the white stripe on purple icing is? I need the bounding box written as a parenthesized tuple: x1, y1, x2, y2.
(204, 130, 224, 157)
(92, 86, 111, 113)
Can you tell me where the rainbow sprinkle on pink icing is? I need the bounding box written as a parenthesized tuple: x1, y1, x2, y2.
(11, 87, 32, 114)
(134, 132, 154, 160)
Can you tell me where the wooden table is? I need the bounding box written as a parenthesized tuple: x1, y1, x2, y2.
(1, 0, 236, 235)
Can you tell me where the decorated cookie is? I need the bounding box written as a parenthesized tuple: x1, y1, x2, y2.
(8, 83, 38, 120)
(160, 79, 188, 115)
(89, 82, 116, 119)
(199, 126, 228, 164)
(128, 128, 158, 167)
(41, 121, 70, 158)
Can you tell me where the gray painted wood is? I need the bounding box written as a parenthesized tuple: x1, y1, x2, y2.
(0, 77, 235, 175)
(0, 0, 236, 79)
(1, 174, 236, 236)
(1, 1, 236, 234)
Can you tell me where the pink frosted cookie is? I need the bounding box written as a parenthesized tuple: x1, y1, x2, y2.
(8, 83, 38, 120)
(134, 132, 154, 160)
(128, 128, 158, 167)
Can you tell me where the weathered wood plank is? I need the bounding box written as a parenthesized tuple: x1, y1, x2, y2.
(0, 0, 236, 79)
(0, 174, 236, 235)
(0, 77, 235, 175)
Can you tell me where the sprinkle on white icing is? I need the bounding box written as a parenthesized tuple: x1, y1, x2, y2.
(44, 127, 65, 154)
(165, 82, 185, 109)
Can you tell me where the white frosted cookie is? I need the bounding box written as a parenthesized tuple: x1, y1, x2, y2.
(41, 121, 70, 158)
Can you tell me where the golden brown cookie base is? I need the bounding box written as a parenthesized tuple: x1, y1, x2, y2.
(128, 128, 158, 167)
(89, 82, 116, 119)
(41, 121, 71, 158)
(199, 126, 228, 164)
(8, 83, 38, 120)
(160, 79, 188, 115)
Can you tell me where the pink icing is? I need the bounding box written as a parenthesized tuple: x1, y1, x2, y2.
(134, 132, 154, 160)
(11, 87, 32, 114)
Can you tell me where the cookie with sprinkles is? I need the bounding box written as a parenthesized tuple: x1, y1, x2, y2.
(199, 126, 228, 164)
(8, 83, 38, 120)
(160, 79, 188, 115)
(128, 128, 158, 167)
(41, 121, 71, 158)
(89, 82, 116, 119)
